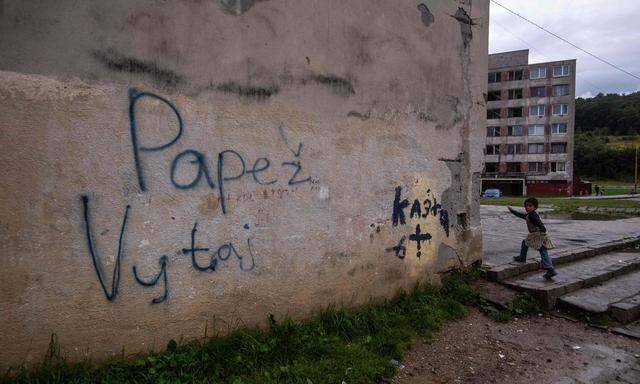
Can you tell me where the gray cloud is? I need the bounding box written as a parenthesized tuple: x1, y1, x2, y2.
(489, 0, 640, 97)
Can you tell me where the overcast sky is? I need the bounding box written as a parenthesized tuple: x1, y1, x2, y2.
(488, 0, 640, 98)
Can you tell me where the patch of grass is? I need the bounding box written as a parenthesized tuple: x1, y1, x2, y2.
(589, 180, 638, 196)
(481, 196, 640, 215)
(483, 294, 540, 323)
(577, 312, 613, 327)
(505, 294, 540, 316)
(2, 273, 482, 384)
(604, 135, 640, 151)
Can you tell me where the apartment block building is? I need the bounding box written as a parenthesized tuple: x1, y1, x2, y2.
(482, 49, 576, 196)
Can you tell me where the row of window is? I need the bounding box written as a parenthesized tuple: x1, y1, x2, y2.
(486, 123, 568, 137)
(484, 161, 567, 173)
(487, 84, 570, 101)
(488, 64, 571, 83)
(487, 104, 569, 119)
(485, 142, 567, 155)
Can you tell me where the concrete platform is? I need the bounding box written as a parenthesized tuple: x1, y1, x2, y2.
(503, 250, 640, 309)
(481, 205, 640, 269)
(558, 270, 640, 323)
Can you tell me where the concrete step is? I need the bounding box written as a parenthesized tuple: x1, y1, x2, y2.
(613, 319, 640, 339)
(502, 250, 640, 309)
(558, 270, 640, 323)
(611, 295, 640, 324)
(484, 236, 640, 282)
(473, 280, 519, 309)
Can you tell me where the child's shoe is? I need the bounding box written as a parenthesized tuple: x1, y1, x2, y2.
(513, 256, 526, 263)
(543, 269, 557, 280)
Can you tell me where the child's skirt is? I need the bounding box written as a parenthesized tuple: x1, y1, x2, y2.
(525, 231, 555, 250)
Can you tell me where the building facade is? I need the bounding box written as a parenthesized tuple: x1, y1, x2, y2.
(483, 49, 576, 196)
(0, 0, 488, 367)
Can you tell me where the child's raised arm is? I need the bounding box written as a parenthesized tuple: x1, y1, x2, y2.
(507, 206, 527, 219)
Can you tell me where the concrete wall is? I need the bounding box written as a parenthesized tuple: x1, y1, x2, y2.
(0, 0, 488, 367)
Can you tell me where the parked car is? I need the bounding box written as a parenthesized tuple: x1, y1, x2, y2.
(482, 189, 502, 198)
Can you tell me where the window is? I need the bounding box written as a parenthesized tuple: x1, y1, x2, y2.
(486, 126, 501, 137)
(529, 105, 545, 117)
(508, 88, 523, 99)
(486, 145, 500, 155)
(487, 109, 501, 119)
(528, 143, 545, 154)
(488, 72, 501, 83)
(551, 142, 567, 153)
(528, 162, 544, 173)
(530, 86, 545, 98)
(552, 104, 569, 116)
(506, 162, 521, 172)
(487, 90, 502, 101)
(553, 84, 570, 96)
(530, 67, 546, 79)
(551, 123, 567, 134)
(508, 107, 523, 118)
(507, 70, 523, 81)
(484, 162, 498, 173)
(550, 162, 566, 172)
(553, 65, 571, 77)
(507, 144, 523, 155)
(508, 125, 523, 136)
(528, 124, 545, 136)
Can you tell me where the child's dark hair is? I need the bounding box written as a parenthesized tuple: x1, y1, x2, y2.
(524, 197, 539, 208)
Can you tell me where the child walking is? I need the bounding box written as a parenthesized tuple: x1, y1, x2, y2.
(508, 198, 557, 280)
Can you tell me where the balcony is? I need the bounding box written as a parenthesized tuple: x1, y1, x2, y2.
(482, 172, 526, 179)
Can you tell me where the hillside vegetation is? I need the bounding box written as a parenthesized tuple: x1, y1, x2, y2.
(576, 92, 640, 136)
(574, 92, 639, 181)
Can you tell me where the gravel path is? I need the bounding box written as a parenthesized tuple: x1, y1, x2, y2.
(393, 309, 640, 384)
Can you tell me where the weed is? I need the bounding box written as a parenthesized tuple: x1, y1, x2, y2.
(505, 294, 540, 316)
(481, 293, 540, 323)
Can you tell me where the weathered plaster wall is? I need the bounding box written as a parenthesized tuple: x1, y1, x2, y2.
(0, 0, 488, 367)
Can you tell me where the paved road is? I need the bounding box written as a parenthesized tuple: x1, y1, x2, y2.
(481, 205, 640, 267)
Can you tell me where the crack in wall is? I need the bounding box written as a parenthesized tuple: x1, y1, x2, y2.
(305, 74, 355, 97)
(452, 7, 474, 47)
(214, 81, 279, 99)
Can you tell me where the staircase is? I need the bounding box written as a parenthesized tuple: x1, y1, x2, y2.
(483, 237, 640, 326)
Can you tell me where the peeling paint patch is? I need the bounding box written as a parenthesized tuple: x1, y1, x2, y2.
(417, 111, 435, 123)
(417, 4, 434, 27)
(347, 110, 370, 121)
(306, 74, 355, 97)
(437, 243, 465, 269)
(219, 0, 267, 15)
(318, 186, 330, 200)
(215, 82, 279, 100)
(440, 153, 466, 236)
(93, 50, 183, 88)
(451, 7, 474, 47)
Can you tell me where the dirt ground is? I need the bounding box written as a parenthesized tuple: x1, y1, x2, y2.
(393, 309, 640, 384)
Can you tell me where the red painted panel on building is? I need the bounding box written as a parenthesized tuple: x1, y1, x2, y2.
(526, 181, 572, 197)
